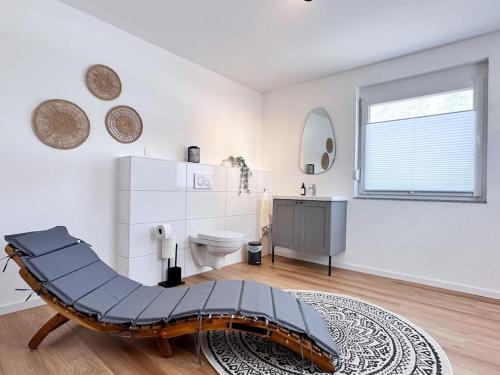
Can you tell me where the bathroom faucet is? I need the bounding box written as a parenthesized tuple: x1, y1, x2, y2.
(308, 184, 317, 196)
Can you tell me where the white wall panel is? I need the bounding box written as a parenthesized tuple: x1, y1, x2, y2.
(130, 157, 187, 191)
(118, 157, 131, 191)
(185, 217, 226, 240)
(186, 192, 226, 219)
(129, 191, 186, 223)
(226, 215, 258, 239)
(117, 223, 130, 257)
(118, 157, 272, 286)
(123, 220, 186, 258)
(117, 255, 129, 277)
(117, 191, 131, 224)
(125, 254, 163, 286)
(226, 192, 257, 216)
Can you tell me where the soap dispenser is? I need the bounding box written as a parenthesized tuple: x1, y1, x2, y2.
(300, 183, 306, 196)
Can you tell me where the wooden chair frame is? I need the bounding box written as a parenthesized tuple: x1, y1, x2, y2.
(5, 245, 336, 373)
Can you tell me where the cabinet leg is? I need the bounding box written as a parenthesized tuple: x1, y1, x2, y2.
(272, 245, 275, 263)
(328, 256, 332, 276)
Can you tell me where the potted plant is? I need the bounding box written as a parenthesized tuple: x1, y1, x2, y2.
(223, 156, 252, 194)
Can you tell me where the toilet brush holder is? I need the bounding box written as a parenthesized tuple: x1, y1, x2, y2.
(159, 244, 185, 288)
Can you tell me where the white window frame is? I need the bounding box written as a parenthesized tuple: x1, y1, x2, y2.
(355, 61, 488, 203)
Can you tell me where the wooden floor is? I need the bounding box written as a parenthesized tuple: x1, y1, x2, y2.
(1, 255, 499, 374)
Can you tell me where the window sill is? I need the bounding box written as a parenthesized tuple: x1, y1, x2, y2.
(354, 195, 486, 204)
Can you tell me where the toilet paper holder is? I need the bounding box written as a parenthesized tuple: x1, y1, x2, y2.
(154, 224, 176, 259)
(154, 225, 184, 288)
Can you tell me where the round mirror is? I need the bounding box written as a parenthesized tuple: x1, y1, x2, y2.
(300, 108, 335, 174)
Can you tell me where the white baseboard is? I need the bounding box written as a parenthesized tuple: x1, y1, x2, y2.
(275, 248, 500, 300)
(0, 296, 46, 316)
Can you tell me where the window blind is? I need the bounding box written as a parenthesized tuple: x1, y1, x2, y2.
(364, 110, 476, 193)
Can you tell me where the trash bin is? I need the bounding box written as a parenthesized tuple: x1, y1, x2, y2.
(247, 241, 262, 265)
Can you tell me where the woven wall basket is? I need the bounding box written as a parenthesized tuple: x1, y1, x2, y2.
(326, 137, 334, 153)
(105, 105, 142, 143)
(86, 64, 122, 100)
(321, 152, 330, 170)
(32, 99, 90, 150)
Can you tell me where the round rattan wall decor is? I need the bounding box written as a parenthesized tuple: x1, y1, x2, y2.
(326, 137, 334, 153)
(321, 152, 330, 170)
(32, 99, 90, 150)
(105, 105, 142, 143)
(85, 64, 122, 100)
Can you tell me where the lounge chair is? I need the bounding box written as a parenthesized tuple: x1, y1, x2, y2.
(4, 226, 339, 372)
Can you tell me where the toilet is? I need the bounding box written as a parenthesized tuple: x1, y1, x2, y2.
(189, 230, 244, 270)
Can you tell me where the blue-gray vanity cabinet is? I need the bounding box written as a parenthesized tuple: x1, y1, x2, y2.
(272, 199, 300, 250)
(272, 199, 346, 275)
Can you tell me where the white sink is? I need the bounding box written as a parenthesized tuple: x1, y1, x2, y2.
(272, 195, 349, 202)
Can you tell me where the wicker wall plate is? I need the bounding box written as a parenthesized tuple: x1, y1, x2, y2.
(32, 99, 90, 150)
(86, 64, 122, 100)
(326, 137, 334, 153)
(321, 152, 330, 170)
(105, 105, 142, 143)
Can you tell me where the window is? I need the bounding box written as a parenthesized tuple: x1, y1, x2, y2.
(356, 62, 487, 202)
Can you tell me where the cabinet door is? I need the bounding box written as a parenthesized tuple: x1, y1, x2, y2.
(272, 200, 300, 250)
(298, 201, 331, 254)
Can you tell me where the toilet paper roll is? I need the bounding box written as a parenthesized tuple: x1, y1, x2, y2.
(161, 237, 176, 259)
(154, 224, 172, 240)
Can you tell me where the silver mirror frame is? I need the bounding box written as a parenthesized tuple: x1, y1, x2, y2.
(299, 108, 336, 175)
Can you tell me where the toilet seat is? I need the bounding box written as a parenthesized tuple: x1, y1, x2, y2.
(190, 231, 244, 248)
(198, 230, 244, 242)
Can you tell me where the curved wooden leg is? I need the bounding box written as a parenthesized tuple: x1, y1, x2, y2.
(157, 337, 173, 358)
(28, 313, 69, 350)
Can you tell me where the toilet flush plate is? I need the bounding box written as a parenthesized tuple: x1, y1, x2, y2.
(193, 173, 213, 190)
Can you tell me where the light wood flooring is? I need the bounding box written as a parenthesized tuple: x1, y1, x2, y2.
(0, 255, 499, 374)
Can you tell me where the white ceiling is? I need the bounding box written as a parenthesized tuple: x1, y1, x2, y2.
(58, 0, 500, 93)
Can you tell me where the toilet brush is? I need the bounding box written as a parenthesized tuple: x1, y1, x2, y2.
(159, 244, 185, 288)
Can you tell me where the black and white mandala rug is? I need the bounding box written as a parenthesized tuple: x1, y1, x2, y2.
(201, 291, 452, 375)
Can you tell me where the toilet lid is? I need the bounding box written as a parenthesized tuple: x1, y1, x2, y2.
(198, 230, 244, 242)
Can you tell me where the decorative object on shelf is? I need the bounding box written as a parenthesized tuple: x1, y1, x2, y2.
(32, 99, 90, 150)
(326, 137, 334, 153)
(305, 163, 315, 174)
(223, 156, 252, 194)
(105, 105, 142, 143)
(187, 146, 200, 163)
(85, 64, 122, 100)
(300, 108, 336, 174)
(202, 290, 452, 375)
(321, 152, 330, 170)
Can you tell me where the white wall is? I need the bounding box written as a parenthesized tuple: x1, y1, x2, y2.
(264, 32, 500, 299)
(0, 0, 263, 314)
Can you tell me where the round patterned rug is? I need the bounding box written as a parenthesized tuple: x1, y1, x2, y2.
(201, 291, 452, 375)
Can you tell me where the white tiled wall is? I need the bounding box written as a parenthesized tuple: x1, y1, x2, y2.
(117, 156, 272, 285)
(186, 191, 226, 219)
(226, 215, 258, 238)
(226, 192, 258, 216)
